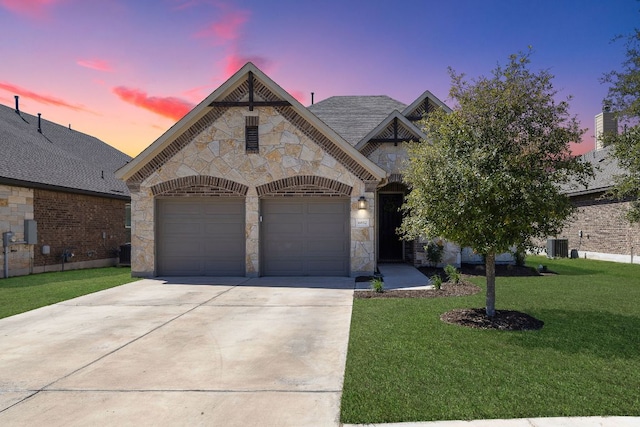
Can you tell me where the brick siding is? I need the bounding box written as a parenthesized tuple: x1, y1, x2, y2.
(556, 193, 640, 256)
(33, 189, 130, 268)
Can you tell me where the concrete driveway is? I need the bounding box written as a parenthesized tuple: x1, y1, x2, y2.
(0, 276, 355, 426)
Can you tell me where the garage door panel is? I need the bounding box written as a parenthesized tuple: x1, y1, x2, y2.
(157, 198, 245, 276)
(264, 202, 304, 214)
(307, 222, 345, 235)
(262, 198, 349, 276)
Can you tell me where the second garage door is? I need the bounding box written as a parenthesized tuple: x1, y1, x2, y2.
(156, 198, 245, 276)
(261, 198, 350, 276)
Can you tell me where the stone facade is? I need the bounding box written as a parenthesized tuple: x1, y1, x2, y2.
(555, 193, 640, 261)
(366, 143, 409, 175)
(131, 106, 375, 277)
(0, 184, 34, 278)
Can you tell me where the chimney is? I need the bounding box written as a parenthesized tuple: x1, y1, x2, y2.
(595, 107, 618, 150)
(14, 96, 19, 114)
(37, 113, 42, 133)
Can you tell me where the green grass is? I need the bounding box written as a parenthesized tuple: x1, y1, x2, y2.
(0, 267, 139, 319)
(341, 256, 640, 423)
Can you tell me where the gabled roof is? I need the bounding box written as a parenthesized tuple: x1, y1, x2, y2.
(0, 103, 130, 199)
(354, 111, 426, 151)
(117, 63, 386, 185)
(308, 96, 407, 146)
(402, 90, 452, 121)
(565, 145, 624, 196)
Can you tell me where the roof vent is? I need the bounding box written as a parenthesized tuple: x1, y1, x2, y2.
(37, 113, 42, 133)
(14, 95, 19, 114)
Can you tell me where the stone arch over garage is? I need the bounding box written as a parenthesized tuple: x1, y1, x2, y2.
(256, 176, 353, 197)
(151, 176, 249, 197)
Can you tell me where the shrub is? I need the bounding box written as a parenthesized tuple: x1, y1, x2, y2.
(370, 277, 384, 293)
(430, 274, 443, 290)
(425, 240, 444, 266)
(444, 264, 461, 284)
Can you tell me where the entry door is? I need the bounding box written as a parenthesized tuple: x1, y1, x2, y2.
(378, 193, 404, 261)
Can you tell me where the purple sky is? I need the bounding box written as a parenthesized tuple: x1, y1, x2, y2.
(0, 0, 637, 156)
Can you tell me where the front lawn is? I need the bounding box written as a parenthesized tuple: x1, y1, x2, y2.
(0, 267, 138, 319)
(341, 256, 640, 423)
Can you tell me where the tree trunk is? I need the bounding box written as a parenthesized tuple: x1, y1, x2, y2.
(485, 252, 496, 317)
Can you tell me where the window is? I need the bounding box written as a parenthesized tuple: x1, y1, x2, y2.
(245, 116, 259, 153)
(125, 203, 131, 228)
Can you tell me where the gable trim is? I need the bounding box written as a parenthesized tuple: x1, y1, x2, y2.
(355, 111, 425, 152)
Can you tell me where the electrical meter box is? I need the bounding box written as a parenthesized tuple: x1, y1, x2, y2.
(24, 220, 37, 245)
(2, 231, 14, 247)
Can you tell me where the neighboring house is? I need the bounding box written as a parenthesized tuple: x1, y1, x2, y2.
(0, 98, 131, 278)
(116, 63, 494, 278)
(554, 144, 640, 263)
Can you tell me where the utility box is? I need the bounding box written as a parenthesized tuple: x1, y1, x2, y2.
(2, 231, 13, 247)
(547, 238, 569, 258)
(24, 220, 37, 245)
(119, 243, 131, 266)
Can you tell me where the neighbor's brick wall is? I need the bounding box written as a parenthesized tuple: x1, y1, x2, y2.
(33, 189, 130, 268)
(556, 193, 640, 255)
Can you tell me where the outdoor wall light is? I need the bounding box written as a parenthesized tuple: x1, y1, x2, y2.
(358, 196, 368, 210)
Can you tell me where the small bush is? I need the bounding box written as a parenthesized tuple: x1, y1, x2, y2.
(430, 274, 443, 290)
(370, 277, 384, 293)
(444, 264, 461, 284)
(425, 240, 444, 266)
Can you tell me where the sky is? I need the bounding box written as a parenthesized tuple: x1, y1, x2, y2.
(0, 0, 638, 157)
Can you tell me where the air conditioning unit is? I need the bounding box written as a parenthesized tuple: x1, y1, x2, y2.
(547, 239, 568, 258)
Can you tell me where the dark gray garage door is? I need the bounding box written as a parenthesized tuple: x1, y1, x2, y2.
(261, 198, 349, 276)
(156, 198, 245, 276)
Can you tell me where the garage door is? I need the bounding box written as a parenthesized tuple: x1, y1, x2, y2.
(156, 198, 245, 276)
(261, 198, 349, 276)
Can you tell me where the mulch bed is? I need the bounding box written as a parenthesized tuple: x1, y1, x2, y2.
(441, 308, 544, 331)
(355, 263, 545, 331)
(354, 282, 480, 299)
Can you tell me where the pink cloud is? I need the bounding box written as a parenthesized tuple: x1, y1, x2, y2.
(0, 0, 61, 20)
(0, 81, 89, 112)
(112, 86, 195, 120)
(77, 59, 114, 72)
(287, 89, 306, 105)
(223, 52, 270, 78)
(195, 8, 250, 44)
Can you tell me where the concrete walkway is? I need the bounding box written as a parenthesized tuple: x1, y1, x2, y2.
(375, 263, 431, 290)
(0, 276, 354, 426)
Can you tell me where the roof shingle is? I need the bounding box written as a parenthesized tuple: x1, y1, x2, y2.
(0, 103, 130, 198)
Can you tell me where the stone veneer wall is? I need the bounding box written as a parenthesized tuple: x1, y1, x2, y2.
(555, 193, 640, 257)
(0, 184, 34, 278)
(131, 106, 376, 277)
(366, 143, 410, 174)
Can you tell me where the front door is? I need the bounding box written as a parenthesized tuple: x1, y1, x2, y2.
(378, 193, 404, 261)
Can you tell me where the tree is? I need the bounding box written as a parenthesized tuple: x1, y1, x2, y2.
(400, 51, 593, 317)
(601, 29, 640, 223)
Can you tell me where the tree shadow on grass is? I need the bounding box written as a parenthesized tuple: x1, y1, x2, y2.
(506, 308, 640, 359)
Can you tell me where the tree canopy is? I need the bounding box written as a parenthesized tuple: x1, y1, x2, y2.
(602, 29, 640, 223)
(400, 51, 593, 316)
